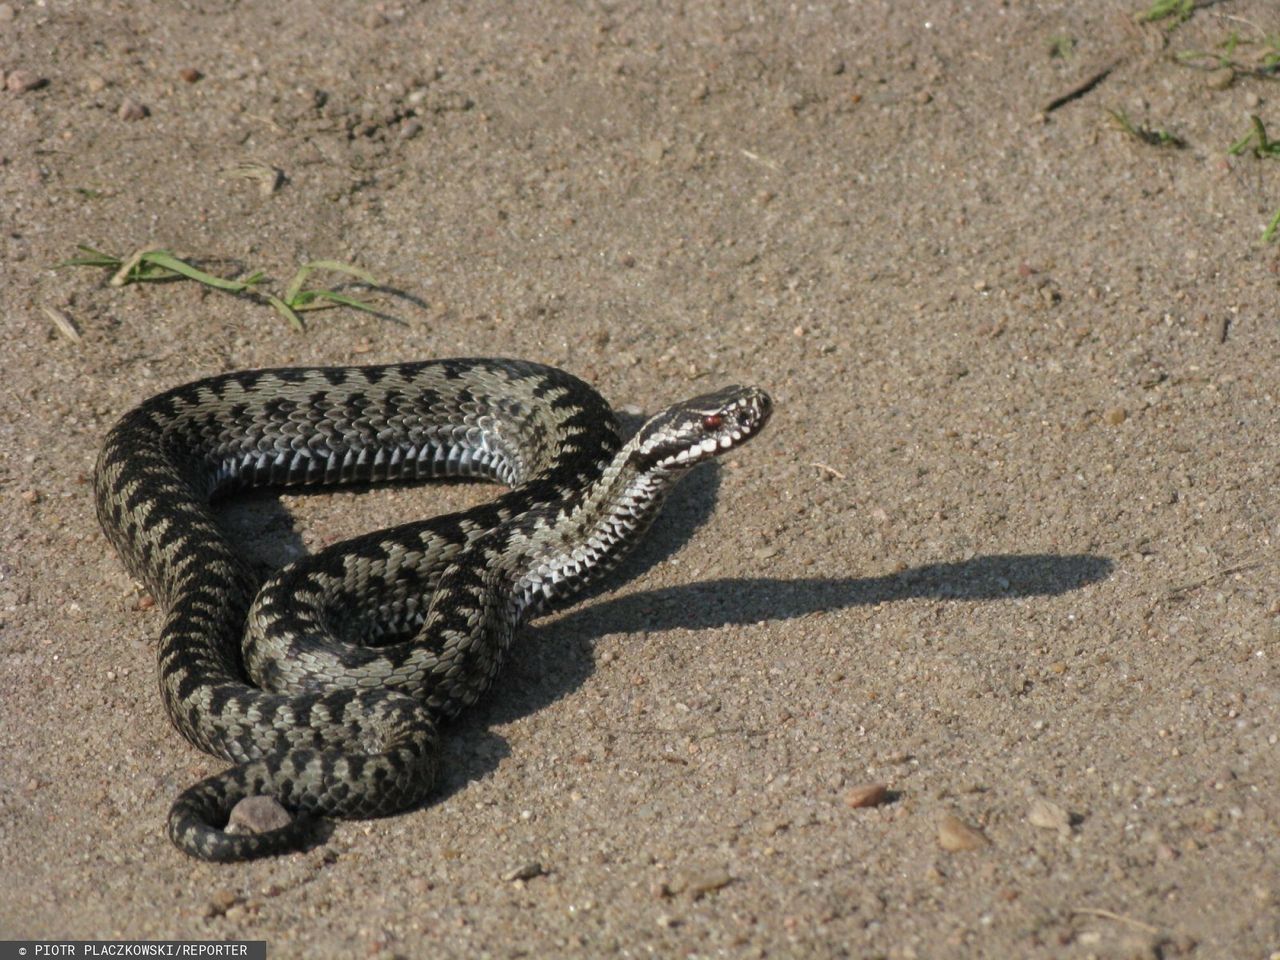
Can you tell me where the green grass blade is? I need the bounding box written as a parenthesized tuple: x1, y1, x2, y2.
(1229, 129, 1256, 156)
(1251, 116, 1271, 153)
(109, 249, 169, 286)
(1136, 0, 1193, 25)
(303, 260, 379, 284)
(60, 254, 122, 269)
(77, 244, 119, 261)
(284, 260, 379, 302)
(261, 293, 306, 332)
(58, 244, 122, 269)
(1263, 207, 1280, 243)
(135, 251, 252, 292)
(291, 290, 381, 314)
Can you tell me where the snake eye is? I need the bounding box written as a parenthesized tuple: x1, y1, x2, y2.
(701, 413, 724, 431)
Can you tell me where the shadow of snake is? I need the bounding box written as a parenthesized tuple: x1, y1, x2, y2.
(438, 551, 1112, 795)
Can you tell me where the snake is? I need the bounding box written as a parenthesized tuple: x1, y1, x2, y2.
(93, 358, 772, 861)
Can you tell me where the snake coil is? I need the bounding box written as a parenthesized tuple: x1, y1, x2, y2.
(95, 358, 771, 860)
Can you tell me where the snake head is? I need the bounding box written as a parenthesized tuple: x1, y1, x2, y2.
(634, 385, 772, 471)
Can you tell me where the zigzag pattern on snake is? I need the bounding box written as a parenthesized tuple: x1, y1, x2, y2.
(94, 357, 771, 861)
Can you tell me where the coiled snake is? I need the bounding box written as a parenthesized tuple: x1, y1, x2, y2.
(94, 358, 771, 861)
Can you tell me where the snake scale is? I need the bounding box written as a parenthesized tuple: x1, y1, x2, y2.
(94, 358, 771, 861)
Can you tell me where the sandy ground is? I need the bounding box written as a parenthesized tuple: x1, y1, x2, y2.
(1, 1, 1277, 957)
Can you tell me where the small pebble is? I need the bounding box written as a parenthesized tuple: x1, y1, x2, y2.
(1204, 67, 1234, 91)
(178, 67, 202, 83)
(21, 489, 39, 505)
(6, 69, 46, 93)
(204, 889, 240, 919)
(843, 782, 889, 809)
(226, 795, 292, 835)
(937, 813, 989, 851)
(760, 817, 791, 836)
(1027, 797, 1071, 834)
(117, 97, 148, 121)
(84, 75, 107, 94)
(398, 119, 422, 141)
(681, 868, 732, 899)
(1103, 407, 1127, 425)
(1117, 933, 1163, 960)
(501, 861, 544, 882)
(754, 545, 779, 561)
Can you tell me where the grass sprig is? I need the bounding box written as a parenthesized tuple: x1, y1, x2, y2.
(1136, 0, 1195, 26)
(1106, 109, 1185, 148)
(1226, 117, 1280, 243)
(1176, 30, 1280, 78)
(60, 246, 381, 330)
(1228, 115, 1280, 158)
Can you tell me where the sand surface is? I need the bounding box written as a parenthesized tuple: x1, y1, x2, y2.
(1, 1, 1277, 957)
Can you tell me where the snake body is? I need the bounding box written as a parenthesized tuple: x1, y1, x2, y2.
(94, 358, 771, 861)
